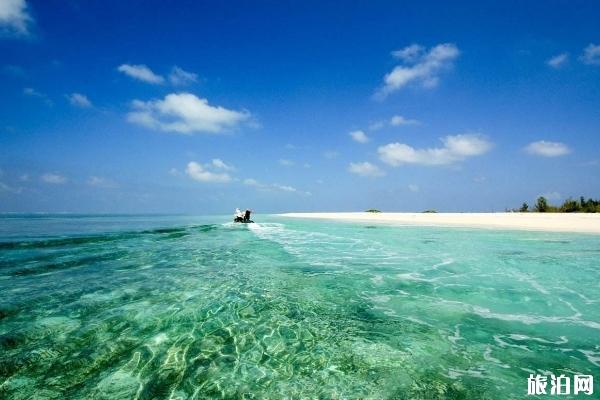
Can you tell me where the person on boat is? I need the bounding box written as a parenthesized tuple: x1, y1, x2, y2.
(243, 209, 252, 222)
(234, 208, 244, 222)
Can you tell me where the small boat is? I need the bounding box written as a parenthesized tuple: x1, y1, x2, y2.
(234, 209, 254, 223)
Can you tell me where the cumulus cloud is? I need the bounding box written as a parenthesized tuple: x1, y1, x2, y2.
(87, 176, 117, 188)
(349, 130, 369, 144)
(41, 173, 67, 184)
(279, 159, 295, 167)
(390, 115, 419, 126)
(547, 53, 568, 68)
(524, 140, 571, 157)
(67, 93, 92, 108)
(0, 0, 32, 36)
(127, 92, 250, 134)
(348, 162, 385, 177)
(378, 134, 492, 166)
(185, 161, 232, 183)
(377, 43, 460, 98)
(118, 64, 165, 84)
(580, 44, 600, 65)
(169, 66, 198, 86)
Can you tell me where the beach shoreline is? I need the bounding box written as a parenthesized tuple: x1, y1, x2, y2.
(277, 212, 600, 234)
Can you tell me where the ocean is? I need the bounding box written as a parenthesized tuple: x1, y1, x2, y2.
(0, 214, 598, 399)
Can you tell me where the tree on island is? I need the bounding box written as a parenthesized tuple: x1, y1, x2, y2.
(578, 197, 600, 213)
(560, 198, 580, 213)
(517, 196, 600, 213)
(535, 196, 548, 212)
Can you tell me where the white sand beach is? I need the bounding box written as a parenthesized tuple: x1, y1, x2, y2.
(278, 212, 600, 234)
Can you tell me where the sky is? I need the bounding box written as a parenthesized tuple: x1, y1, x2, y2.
(1, 0, 599, 214)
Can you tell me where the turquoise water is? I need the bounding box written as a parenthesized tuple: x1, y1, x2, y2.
(1, 215, 599, 399)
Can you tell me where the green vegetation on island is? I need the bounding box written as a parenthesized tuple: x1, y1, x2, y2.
(365, 209, 382, 213)
(517, 196, 600, 213)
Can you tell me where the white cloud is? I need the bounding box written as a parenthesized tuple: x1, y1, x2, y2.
(279, 159, 295, 167)
(378, 133, 493, 166)
(87, 176, 117, 188)
(443, 134, 493, 156)
(349, 130, 369, 143)
(244, 177, 310, 195)
(390, 115, 419, 126)
(368, 121, 385, 131)
(391, 44, 424, 63)
(408, 184, 419, 192)
(118, 64, 199, 86)
(0, 0, 32, 36)
(378, 43, 460, 98)
(127, 93, 250, 134)
(211, 158, 234, 170)
(67, 93, 92, 108)
(23, 87, 43, 97)
(243, 178, 260, 186)
(117, 64, 165, 84)
(23, 87, 53, 106)
(369, 115, 419, 131)
(185, 161, 231, 183)
(0, 181, 22, 194)
(547, 53, 568, 68)
(273, 184, 297, 192)
(169, 66, 198, 85)
(525, 140, 571, 157)
(580, 44, 600, 65)
(348, 162, 385, 177)
(41, 173, 67, 184)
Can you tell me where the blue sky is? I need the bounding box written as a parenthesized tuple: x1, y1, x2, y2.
(1, 0, 599, 214)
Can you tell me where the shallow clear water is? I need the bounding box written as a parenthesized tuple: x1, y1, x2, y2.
(1, 215, 599, 399)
